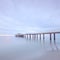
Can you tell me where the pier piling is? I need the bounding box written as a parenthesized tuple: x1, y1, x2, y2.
(43, 34, 45, 40)
(50, 33, 52, 40)
(54, 33, 56, 43)
(20, 32, 60, 43)
(40, 34, 41, 40)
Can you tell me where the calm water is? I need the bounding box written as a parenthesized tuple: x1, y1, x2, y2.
(0, 36, 60, 60)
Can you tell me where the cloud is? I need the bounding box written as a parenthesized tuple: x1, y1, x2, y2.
(0, 0, 60, 34)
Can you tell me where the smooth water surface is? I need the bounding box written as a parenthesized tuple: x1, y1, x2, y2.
(0, 36, 60, 60)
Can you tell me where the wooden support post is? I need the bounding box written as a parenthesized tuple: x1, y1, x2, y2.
(50, 33, 52, 43)
(54, 33, 55, 40)
(36, 34, 38, 40)
(40, 34, 41, 40)
(54, 33, 55, 43)
(29, 34, 31, 40)
(27, 34, 28, 39)
(43, 34, 45, 40)
(50, 33, 51, 40)
(43, 34, 45, 44)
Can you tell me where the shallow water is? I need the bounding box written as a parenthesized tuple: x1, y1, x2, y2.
(0, 36, 60, 60)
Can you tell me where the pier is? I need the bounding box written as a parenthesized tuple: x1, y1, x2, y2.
(23, 32, 60, 43)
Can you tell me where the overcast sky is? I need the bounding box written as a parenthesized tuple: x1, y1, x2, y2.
(0, 0, 60, 35)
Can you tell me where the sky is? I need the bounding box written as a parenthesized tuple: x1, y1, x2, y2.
(0, 0, 60, 35)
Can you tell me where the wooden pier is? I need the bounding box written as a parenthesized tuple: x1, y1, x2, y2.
(23, 32, 60, 43)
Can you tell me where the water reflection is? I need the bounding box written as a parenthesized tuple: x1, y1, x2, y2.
(0, 36, 60, 60)
(54, 41, 59, 50)
(50, 40, 59, 51)
(26, 38, 59, 51)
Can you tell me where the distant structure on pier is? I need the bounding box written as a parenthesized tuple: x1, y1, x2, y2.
(15, 33, 24, 37)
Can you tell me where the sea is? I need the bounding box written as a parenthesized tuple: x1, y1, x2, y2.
(0, 34, 60, 60)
